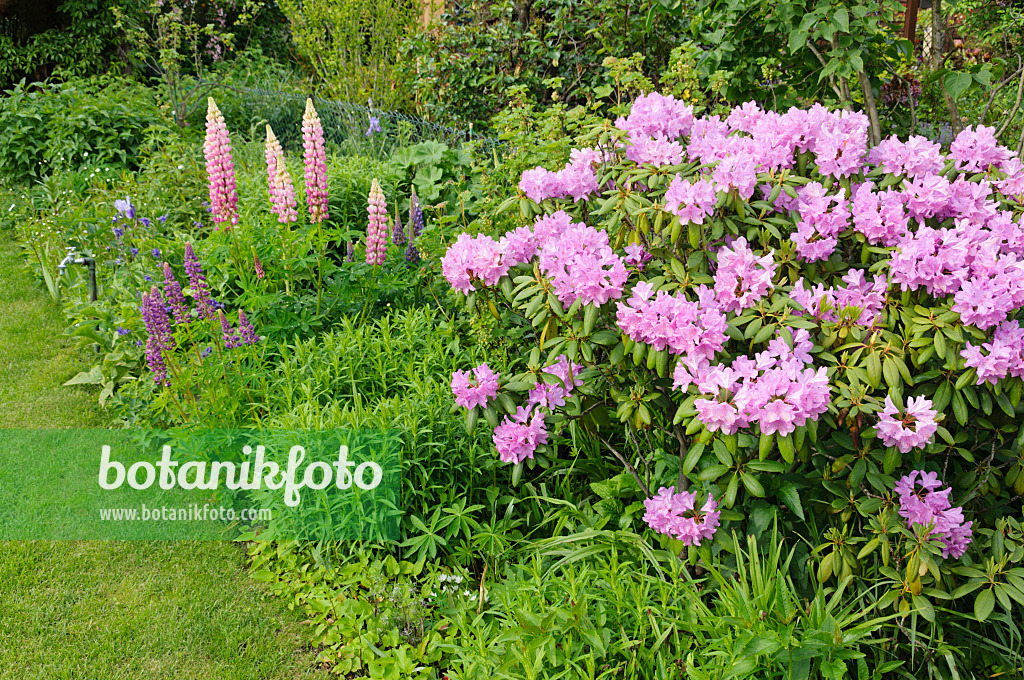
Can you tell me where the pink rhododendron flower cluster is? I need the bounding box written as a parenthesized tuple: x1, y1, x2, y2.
(440, 233, 506, 293)
(451, 363, 500, 410)
(890, 208, 1024, 329)
(997, 158, 1024, 200)
(492, 406, 549, 465)
(851, 181, 909, 246)
(876, 396, 939, 453)
(791, 181, 850, 262)
(664, 176, 717, 225)
(642, 487, 720, 546)
(442, 210, 628, 306)
(204, 98, 238, 229)
(949, 125, 1015, 172)
(895, 471, 973, 559)
(682, 330, 830, 436)
(616, 281, 727, 361)
(961, 320, 1024, 384)
(624, 133, 684, 167)
(518, 148, 602, 203)
(790, 270, 888, 327)
(712, 152, 759, 200)
(615, 92, 695, 140)
(867, 135, 944, 178)
(537, 223, 628, 306)
(624, 243, 652, 269)
(713, 237, 776, 313)
(528, 354, 583, 410)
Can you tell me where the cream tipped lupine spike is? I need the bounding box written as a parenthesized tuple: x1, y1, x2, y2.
(203, 97, 238, 229)
(264, 124, 297, 224)
(302, 98, 329, 224)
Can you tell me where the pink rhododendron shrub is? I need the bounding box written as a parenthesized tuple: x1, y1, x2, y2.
(444, 93, 1024, 603)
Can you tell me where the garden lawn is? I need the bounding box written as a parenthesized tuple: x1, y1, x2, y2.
(0, 233, 328, 680)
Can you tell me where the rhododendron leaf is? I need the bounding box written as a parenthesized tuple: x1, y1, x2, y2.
(655, 349, 669, 378)
(741, 472, 765, 498)
(933, 331, 948, 362)
(932, 382, 951, 413)
(511, 462, 523, 487)
(697, 464, 729, 482)
(713, 438, 733, 466)
(725, 473, 739, 508)
(819, 551, 834, 583)
(609, 342, 625, 366)
(882, 357, 900, 389)
(995, 392, 1015, 418)
(759, 433, 774, 460)
(777, 434, 794, 463)
(682, 443, 705, 474)
(497, 394, 516, 414)
(974, 588, 995, 621)
(465, 407, 478, 435)
(866, 352, 882, 389)
(632, 342, 647, 366)
(882, 447, 900, 475)
(951, 391, 968, 425)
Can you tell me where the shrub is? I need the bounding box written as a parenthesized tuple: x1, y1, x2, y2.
(439, 91, 1024, 673)
(0, 76, 172, 184)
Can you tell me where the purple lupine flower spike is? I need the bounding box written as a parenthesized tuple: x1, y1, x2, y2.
(392, 208, 406, 246)
(140, 287, 175, 386)
(162, 263, 190, 325)
(184, 243, 216, 320)
(409, 189, 424, 238)
(219, 309, 240, 349)
(237, 310, 260, 345)
(405, 241, 420, 264)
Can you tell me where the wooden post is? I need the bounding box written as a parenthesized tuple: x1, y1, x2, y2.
(903, 0, 920, 45)
(419, 0, 444, 27)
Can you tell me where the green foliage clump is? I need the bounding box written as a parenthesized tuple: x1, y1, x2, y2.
(401, 0, 687, 130)
(278, 0, 418, 111)
(0, 76, 172, 184)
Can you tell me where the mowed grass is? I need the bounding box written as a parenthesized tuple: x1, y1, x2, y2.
(0, 234, 328, 680)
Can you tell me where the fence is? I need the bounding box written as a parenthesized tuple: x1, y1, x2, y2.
(233, 86, 504, 161)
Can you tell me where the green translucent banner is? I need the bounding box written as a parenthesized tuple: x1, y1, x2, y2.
(0, 429, 401, 541)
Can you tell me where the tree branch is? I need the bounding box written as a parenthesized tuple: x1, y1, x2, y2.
(597, 435, 651, 497)
(806, 40, 844, 101)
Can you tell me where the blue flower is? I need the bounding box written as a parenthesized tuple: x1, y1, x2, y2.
(131, 248, 139, 258)
(200, 346, 213, 359)
(366, 117, 382, 136)
(116, 326, 130, 336)
(152, 248, 161, 258)
(115, 257, 123, 265)
(158, 214, 168, 223)
(140, 217, 151, 228)
(135, 340, 143, 347)
(114, 196, 135, 219)
(144, 275, 152, 282)
(113, 227, 124, 239)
